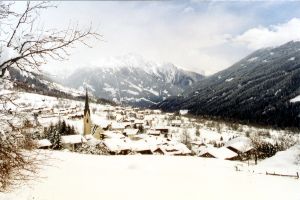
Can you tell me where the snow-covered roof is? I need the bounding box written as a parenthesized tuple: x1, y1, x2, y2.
(171, 120, 181, 124)
(134, 119, 144, 124)
(61, 135, 87, 144)
(94, 119, 111, 128)
(152, 110, 162, 114)
(147, 129, 161, 135)
(102, 131, 124, 139)
(103, 138, 131, 152)
(131, 140, 157, 152)
(179, 110, 189, 115)
(124, 129, 139, 136)
(122, 122, 132, 127)
(154, 125, 169, 130)
(199, 147, 238, 160)
(85, 134, 99, 142)
(225, 136, 253, 153)
(144, 115, 154, 120)
(103, 134, 177, 153)
(191, 141, 206, 146)
(160, 142, 191, 155)
(111, 122, 125, 130)
(36, 139, 52, 147)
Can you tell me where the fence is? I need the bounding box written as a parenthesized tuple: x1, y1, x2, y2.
(266, 171, 299, 179)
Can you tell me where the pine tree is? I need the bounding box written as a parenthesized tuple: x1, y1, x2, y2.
(60, 120, 67, 135)
(52, 130, 62, 150)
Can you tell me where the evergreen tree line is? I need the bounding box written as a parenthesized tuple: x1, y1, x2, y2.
(42, 119, 77, 150)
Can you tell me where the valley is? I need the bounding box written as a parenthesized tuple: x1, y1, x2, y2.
(1, 1, 300, 199)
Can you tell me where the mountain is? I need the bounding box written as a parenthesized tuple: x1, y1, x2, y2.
(61, 55, 204, 107)
(157, 41, 300, 128)
(5, 67, 115, 105)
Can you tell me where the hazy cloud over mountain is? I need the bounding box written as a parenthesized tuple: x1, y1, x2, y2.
(233, 18, 300, 49)
(17, 0, 300, 76)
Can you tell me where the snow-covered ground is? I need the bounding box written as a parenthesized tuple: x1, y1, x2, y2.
(1, 90, 300, 200)
(251, 145, 300, 174)
(0, 151, 299, 200)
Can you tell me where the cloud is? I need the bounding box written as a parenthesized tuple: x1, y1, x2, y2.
(38, 1, 250, 76)
(31, 1, 300, 76)
(233, 18, 300, 49)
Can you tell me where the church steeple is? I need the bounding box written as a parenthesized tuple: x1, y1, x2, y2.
(84, 88, 90, 116)
(83, 88, 91, 136)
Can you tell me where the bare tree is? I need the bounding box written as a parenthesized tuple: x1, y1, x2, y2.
(0, 131, 45, 192)
(0, 1, 100, 78)
(0, 1, 100, 191)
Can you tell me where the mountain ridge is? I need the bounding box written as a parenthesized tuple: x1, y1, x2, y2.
(60, 55, 204, 107)
(156, 41, 300, 128)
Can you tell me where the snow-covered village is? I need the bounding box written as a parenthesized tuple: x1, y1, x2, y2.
(1, 1, 300, 200)
(1, 85, 300, 199)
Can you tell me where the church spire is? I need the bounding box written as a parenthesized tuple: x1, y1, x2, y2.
(84, 88, 90, 116)
(83, 88, 92, 136)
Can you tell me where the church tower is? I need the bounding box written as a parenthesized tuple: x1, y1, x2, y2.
(83, 89, 91, 136)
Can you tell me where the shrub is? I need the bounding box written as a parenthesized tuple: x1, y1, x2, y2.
(0, 132, 42, 191)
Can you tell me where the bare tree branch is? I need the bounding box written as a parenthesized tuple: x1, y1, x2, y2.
(0, 1, 101, 191)
(0, 1, 101, 78)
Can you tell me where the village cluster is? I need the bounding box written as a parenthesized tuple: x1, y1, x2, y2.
(17, 91, 255, 161)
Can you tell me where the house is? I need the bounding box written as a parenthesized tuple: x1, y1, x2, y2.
(36, 139, 52, 149)
(61, 135, 87, 151)
(122, 122, 132, 129)
(147, 129, 161, 136)
(190, 141, 206, 153)
(123, 129, 139, 138)
(136, 114, 144, 120)
(101, 131, 124, 139)
(128, 112, 137, 118)
(171, 120, 182, 127)
(111, 122, 125, 132)
(199, 146, 238, 160)
(154, 126, 169, 138)
(116, 114, 124, 122)
(131, 141, 153, 154)
(144, 109, 152, 114)
(68, 113, 84, 120)
(179, 110, 189, 115)
(225, 136, 254, 159)
(130, 139, 161, 155)
(106, 111, 117, 120)
(160, 142, 191, 156)
(96, 120, 111, 130)
(154, 126, 169, 134)
(152, 110, 161, 114)
(152, 147, 165, 155)
(134, 119, 144, 126)
(103, 138, 131, 155)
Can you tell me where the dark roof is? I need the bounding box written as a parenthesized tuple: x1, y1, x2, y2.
(84, 89, 90, 116)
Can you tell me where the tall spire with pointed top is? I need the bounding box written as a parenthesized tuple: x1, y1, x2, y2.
(83, 88, 91, 135)
(84, 88, 90, 116)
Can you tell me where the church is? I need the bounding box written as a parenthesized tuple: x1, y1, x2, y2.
(83, 89, 103, 140)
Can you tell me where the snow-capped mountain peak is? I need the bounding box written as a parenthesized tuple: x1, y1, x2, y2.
(60, 54, 204, 107)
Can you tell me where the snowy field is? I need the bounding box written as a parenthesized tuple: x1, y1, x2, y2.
(1, 90, 300, 200)
(1, 151, 299, 200)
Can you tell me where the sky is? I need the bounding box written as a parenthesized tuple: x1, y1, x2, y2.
(14, 0, 300, 76)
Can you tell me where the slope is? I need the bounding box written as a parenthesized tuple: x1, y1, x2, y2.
(157, 41, 300, 127)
